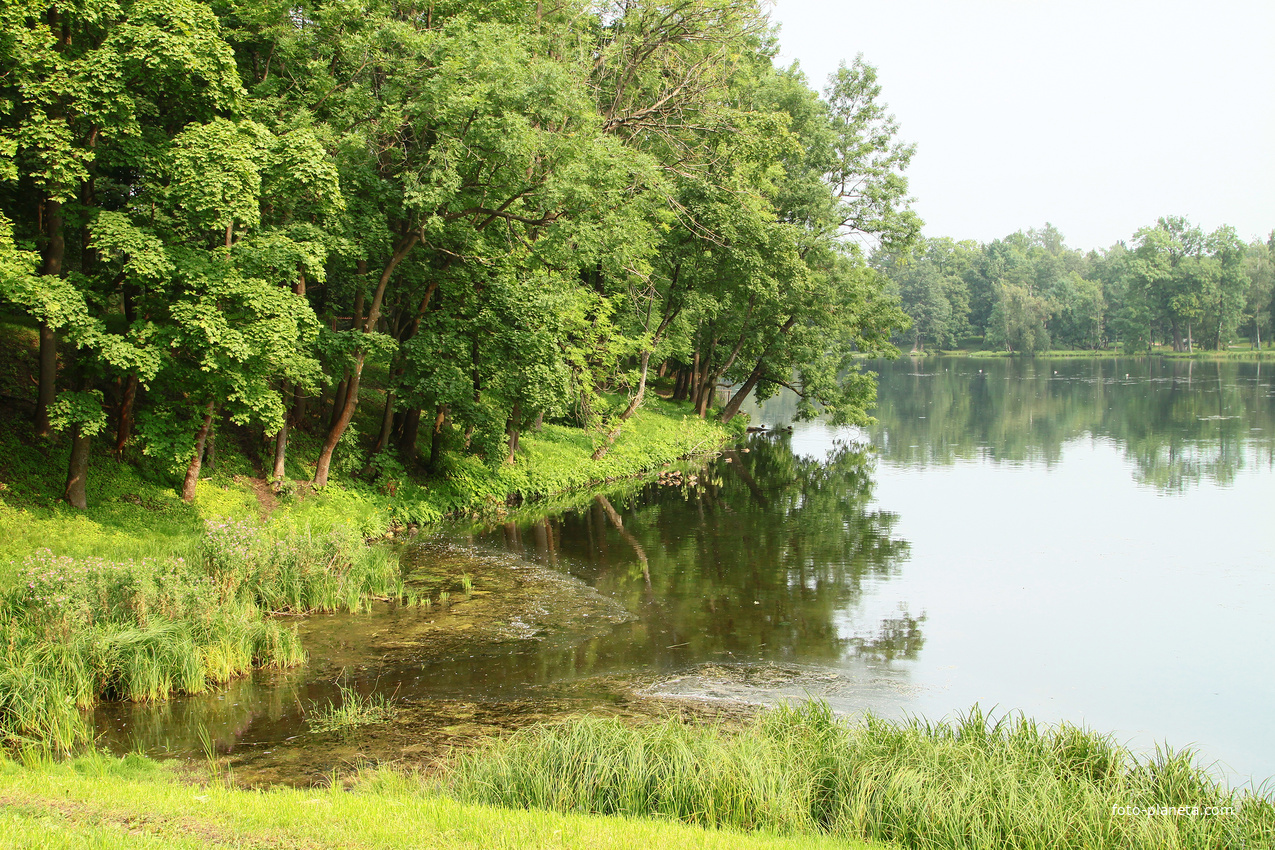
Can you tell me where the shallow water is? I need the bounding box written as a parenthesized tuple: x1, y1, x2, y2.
(96, 356, 1275, 788)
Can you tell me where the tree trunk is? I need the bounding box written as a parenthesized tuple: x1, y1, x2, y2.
(328, 376, 349, 433)
(271, 419, 288, 481)
(202, 426, 216, 474)
(688, 349, 703, 411)
(114, 373, 138, 458)
(290, 385, 307, 429)
(314, 355, 362, 487)
(63, 424, 90, 509)
(399, 406, 421, 461)
(427, 405, 448, 473)
(696, 366, 716, 418)
(271, 381, 291, 480)
(694, 333, 718, 417)
(1172, 323, 1183, 353)
(181, 402, 216, 503)
(592, 350, 650, 461)
(720, 362, 765, 423)
(371, 391, 395, 455)
(506, 400, 521, 464)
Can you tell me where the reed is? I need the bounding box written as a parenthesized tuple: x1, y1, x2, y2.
(448, 701, 1275, 850)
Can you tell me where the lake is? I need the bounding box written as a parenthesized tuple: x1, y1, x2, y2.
(95, 356, 1275, 788)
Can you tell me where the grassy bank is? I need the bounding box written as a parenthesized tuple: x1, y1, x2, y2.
(3, 702, 1269, 850)
(449, 702, 1275, 850)
(0, 522, 405, 750)
(0, 394, 731, 750)
(0, 750, 866, 850)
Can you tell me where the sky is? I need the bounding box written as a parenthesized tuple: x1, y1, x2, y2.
(768, 0, 1275, 253)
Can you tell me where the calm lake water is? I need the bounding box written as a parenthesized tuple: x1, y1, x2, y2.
(752, 357, 1275, 786)
(96, 356, 1275, 787)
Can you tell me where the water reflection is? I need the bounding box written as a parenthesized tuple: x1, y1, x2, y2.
(93, 356, 1275, 785)
(469, 434, 914, 669)
(861, 358, 1274, 492)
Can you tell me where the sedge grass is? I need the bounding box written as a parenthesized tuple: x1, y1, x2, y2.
(0, 520, 394, 751)
(306, 684, 399, 738)
(448, 701, 1275, 850)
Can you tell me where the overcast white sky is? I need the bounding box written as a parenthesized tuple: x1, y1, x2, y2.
(769, 0, 1275, 252)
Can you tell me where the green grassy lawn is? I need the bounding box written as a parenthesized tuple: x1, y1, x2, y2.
(0, 753, 872, 850)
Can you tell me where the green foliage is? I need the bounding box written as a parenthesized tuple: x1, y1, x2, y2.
(450, 702, 1275, 850)
(47, 391, 108, 437)
(895, 220, 1268, 355)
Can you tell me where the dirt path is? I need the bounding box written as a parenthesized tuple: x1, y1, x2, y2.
(240, 476, 279, 520)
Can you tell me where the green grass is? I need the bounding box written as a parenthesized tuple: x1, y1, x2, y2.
(0, 519, 409, 751)
(306, 684, 399, 738)
(448, 701, 1275, 850)
(363, 396, 731, 529)
(0, 750, 869, 850)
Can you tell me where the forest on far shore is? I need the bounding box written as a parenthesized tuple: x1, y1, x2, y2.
(876, 219, 1275, 354)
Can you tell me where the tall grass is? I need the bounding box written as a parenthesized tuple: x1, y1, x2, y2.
(0, 520, 403, 752)
(449, 701, 1275, 850)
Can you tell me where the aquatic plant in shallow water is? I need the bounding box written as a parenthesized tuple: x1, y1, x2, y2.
(448, 701, 1275, 850)
(306, 684, 398, 739)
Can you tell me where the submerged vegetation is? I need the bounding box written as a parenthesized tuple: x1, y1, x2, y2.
(450, 701, 1275, 850)
(306, 684, 399, 738)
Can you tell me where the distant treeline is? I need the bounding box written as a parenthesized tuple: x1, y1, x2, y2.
(875, 220, 1275, 354)
(0, 0, 919, 509)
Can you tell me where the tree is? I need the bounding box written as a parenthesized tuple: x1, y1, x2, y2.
(986, 281, 1050, 353)
(715, 56, 918, 424)
(0, 0, 245, 504)
(1200, 225, 1249, 351)
(1241, 235, 1274, 349)
(874, 237, 974, 351)
(1129, 217, 1210, 352)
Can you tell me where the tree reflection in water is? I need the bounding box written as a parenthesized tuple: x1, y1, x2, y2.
(476, 433, 915, 669)
(867, 357, 1274, 493)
